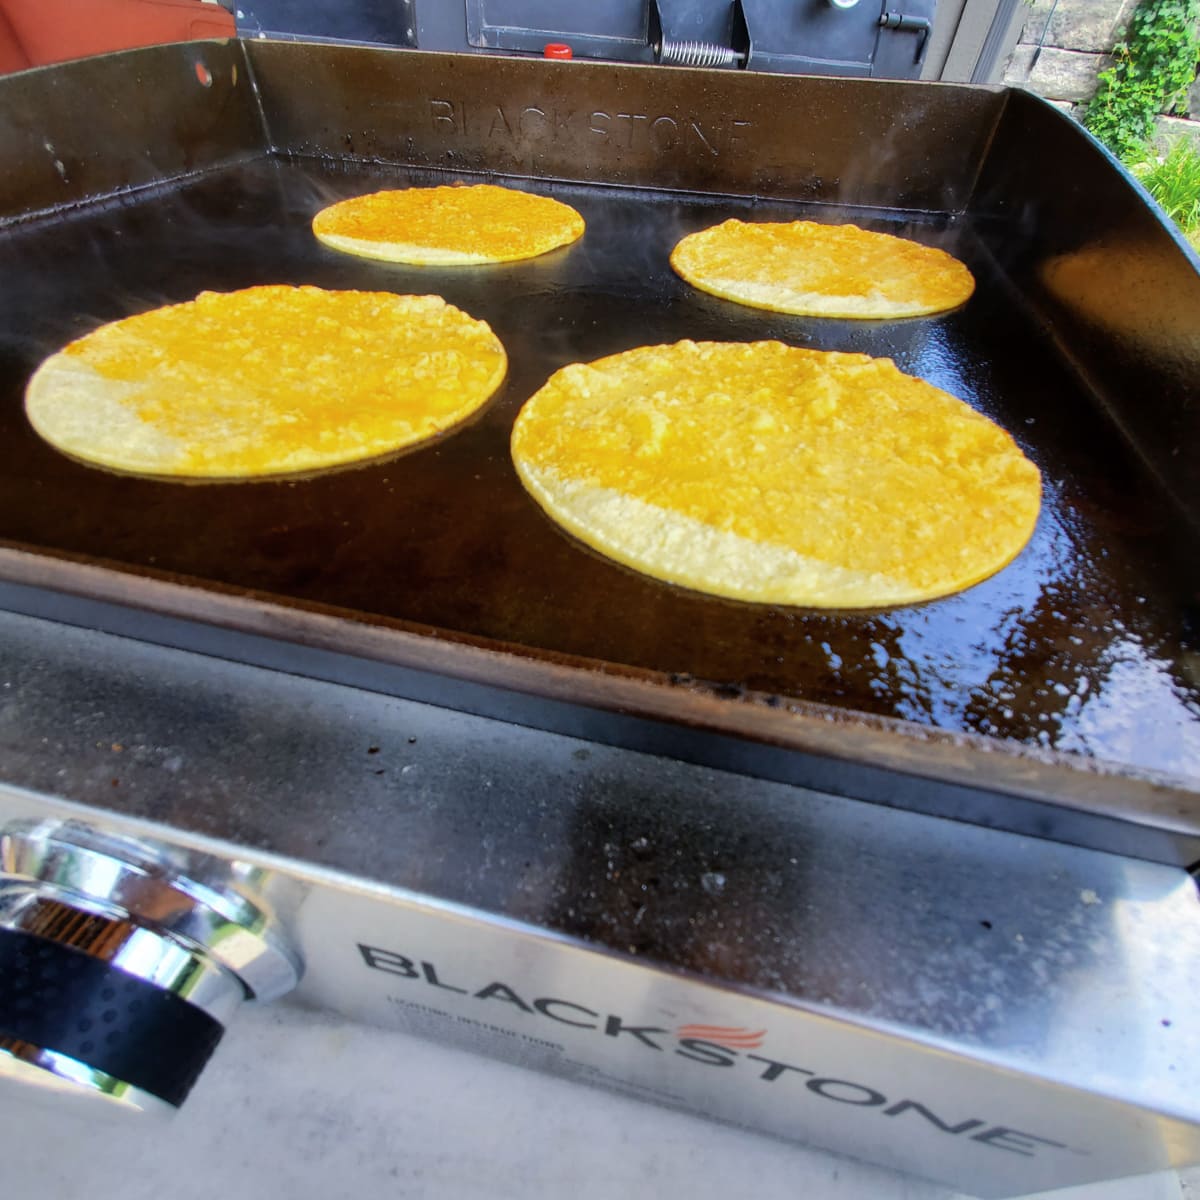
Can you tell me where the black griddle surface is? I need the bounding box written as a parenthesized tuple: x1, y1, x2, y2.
(1, 156, 1197, 782)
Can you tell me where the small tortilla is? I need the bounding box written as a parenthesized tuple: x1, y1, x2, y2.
(312, 184, 585, 265)
(25, 285, 507, 480)
(510, 340, 1040, 608)
(670, 220, 975, 319)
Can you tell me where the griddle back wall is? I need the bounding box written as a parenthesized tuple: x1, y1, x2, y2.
(969, 89, 1200, 530)
(0, 41, 264, 220)
(244, 40, 1005, 211)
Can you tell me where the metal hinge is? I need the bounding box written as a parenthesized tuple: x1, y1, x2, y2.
(879, 11, 933, 65)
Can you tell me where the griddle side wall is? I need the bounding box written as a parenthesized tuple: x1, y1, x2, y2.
(967, 89, 1200, 530)
(243, 41, 1005, 213)
(0, 40, 266, 224)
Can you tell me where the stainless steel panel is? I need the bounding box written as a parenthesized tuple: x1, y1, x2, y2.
(0, 609, 1197, 1195)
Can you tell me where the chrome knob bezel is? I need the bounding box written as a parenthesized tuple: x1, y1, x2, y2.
(0, 818, 303, 1111)
(1, 820, 301, 1000)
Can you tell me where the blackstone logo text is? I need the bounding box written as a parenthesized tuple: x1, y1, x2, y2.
(359, 944, 1072, 1160)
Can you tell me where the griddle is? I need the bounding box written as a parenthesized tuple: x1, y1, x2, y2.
(0, 39, 1198, 865)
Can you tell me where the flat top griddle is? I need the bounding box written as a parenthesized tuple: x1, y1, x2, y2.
(0, 41, 1198, 864)
(1, 152, 1196, 782)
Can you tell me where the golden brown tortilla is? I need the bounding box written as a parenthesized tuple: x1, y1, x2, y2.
(25, 285, 507, 479)
(670, 220, 975, 319)
(312, 184, 585, 265)
(510, 340, 1040, 607)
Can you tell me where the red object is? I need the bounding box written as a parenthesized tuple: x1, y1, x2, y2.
(543, 42, 573, 60)
(0, 5, 25, 73)
(0, 0, 235, 74)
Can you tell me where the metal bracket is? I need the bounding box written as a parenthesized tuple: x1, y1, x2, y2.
(879, 11, 933, 65)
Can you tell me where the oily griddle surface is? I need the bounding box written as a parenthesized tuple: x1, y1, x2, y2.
(0, 156, 1197, 782)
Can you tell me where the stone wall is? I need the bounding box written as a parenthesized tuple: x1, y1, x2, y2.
(1003, 0, 1200, 145)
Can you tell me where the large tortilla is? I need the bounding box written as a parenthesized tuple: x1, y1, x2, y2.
(312, 184, 585, 266)
(25, 285, 507, 480)
(670, 220, 975, 319)
(510, 340, 1040, 608)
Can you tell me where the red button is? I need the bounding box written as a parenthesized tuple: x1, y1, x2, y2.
(543, 43, 573, 60)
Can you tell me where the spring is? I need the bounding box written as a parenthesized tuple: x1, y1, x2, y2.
(657, 38, 743, 68)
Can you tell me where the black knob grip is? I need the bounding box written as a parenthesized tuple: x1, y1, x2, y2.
(0, 926, 224, 1106)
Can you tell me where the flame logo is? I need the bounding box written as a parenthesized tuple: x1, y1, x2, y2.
(675, 1025, 766, 1050)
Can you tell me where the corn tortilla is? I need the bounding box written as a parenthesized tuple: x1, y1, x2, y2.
(670, 220, 975, 319)
(312, 184, 585, 266)
(510, 340, 1040, 608)
(25, 285, 508, 480)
